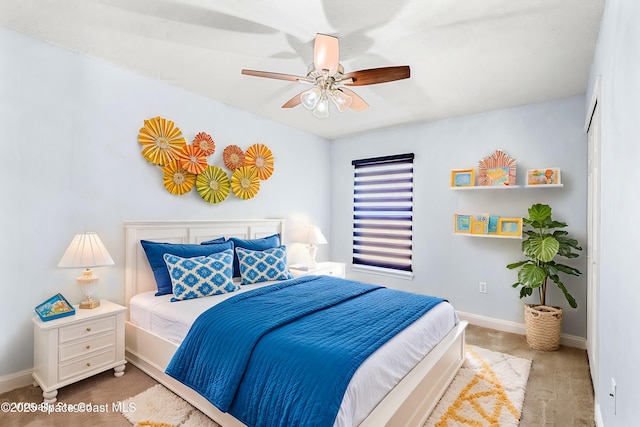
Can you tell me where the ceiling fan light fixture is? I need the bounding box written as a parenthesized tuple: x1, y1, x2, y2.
(312, 95, 330, 119)
(330, 89, 352, 113)
(300, 87, 322, 110)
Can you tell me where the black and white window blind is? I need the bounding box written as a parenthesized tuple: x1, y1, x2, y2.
(352, 153, 414, 272)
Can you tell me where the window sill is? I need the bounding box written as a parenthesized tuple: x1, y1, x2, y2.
(351, 265, 414, 281)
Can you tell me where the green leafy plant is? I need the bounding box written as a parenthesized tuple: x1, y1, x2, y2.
(507, 203, 582, 308)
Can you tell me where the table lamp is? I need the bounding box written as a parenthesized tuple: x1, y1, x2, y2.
(57, 232, 114, 309)
(303, 225, 328, 268)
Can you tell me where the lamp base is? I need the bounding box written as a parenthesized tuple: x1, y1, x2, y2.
(79, 298, 100, 309)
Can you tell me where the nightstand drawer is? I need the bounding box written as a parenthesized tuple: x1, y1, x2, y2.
(314, 265, 345, 277)
(58, 348, 116, 382)
(59, 332, 115, 363)
(59, 316, 115, 344)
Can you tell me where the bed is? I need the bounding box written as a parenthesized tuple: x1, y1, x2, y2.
(123, 219, 467, 427)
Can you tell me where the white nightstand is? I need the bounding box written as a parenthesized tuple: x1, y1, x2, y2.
(289, 262, 346, 279)
(32, 300, 126, 403)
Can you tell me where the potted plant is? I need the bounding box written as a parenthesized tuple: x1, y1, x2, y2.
(506, 203, 582, 351)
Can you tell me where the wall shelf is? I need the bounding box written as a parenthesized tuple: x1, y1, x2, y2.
(453, 233, 522, 239)
(524, 184, 563, 188)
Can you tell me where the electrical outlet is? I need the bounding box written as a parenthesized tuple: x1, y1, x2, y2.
(479, 282, 487, 293)
(610, 377, 617, 414)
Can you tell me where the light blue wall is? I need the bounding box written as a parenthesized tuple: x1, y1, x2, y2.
(586, 0, 640, 424)
(330, 96, 587, 337)
(0, 27, 331, 377)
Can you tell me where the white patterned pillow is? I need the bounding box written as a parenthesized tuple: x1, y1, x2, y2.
(236, 245, 294, 285)
(163, 249, 239, 301)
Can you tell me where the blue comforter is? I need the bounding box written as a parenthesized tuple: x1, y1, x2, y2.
(166, 275, 444, 427)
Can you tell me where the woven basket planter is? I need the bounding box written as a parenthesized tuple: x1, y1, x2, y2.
(524, 304, 563, 351)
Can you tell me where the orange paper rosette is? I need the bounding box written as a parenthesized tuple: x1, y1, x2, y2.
(193, 132, 216, 156)
(176, 145, 208, 174)
(223, 145, 245, 170)
(245, 143, 274, 180)
(196, 166, 230, 204)
(138, 116, 186, 166)
(231, 166, 260, 200)
(162, 161, 196, 195)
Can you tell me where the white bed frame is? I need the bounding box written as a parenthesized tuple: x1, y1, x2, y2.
(123, 219, 467, 427)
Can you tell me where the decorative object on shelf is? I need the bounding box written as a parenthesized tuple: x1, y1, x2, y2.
(302, 225, 328, 268)
(35, 293, 75, 321)
(162, 161, 196, 195)
(192, 132, 216, 156)
(488, 216, 500, 234)
(196, 166, 231, 204)
(57, 232, 115, 309)
(454, 214, 472, 234)
(176, 145, 208, 174)
(223, 145, 245, 170)
(231, 166, 260, 200)
(506, 203, 582, 351)
(477, 149, 516, 186)
(527, 168, 561, 185)
(245, 143, 274, 180)
(497, 217, 523, 237)
(450, 169, 475, 187)
(470, 214, 489, 235)
(138, 116, 186, 166)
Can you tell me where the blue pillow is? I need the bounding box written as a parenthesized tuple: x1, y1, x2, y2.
(236, 245, 293, 285)
(140, 239, 234, 296)
(200, 237, 225, 244)
(163, 250, 238, 301)
(228, 234, 280, 277)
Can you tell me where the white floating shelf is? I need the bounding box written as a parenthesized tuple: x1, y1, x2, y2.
(451, 185, 522, 191)
(524, 184, 563, 188)
(453, 233, 522, 239)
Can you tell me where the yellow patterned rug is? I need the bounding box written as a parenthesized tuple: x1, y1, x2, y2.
(424, 345, 532, 427)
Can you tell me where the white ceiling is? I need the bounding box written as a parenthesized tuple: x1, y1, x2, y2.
(0, 0, 604, 139)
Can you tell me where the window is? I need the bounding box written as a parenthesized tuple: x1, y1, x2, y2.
(352, 153, 414, 274)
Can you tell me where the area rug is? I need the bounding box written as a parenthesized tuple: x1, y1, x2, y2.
(424, 345, 532, 427)
(122, 345, 531, 427)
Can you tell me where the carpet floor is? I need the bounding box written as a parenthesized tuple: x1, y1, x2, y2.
(0, 325, 594, 426)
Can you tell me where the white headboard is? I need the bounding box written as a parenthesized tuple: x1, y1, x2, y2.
(124, 219, 285, 311)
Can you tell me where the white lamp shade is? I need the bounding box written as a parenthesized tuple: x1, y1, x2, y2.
(58, 232, 115, 268)
(303, 226, 328, 245)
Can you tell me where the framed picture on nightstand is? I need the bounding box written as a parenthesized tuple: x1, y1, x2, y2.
(35, 293, 75, 322)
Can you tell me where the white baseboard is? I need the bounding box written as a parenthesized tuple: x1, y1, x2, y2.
(457, 310, 587, 350)
(0, 368, 34, 394)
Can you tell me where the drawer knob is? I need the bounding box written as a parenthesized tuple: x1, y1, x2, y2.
(86, 327, 91, 332)
(86, 362, 91, 367)
(86, 345, 91, 350)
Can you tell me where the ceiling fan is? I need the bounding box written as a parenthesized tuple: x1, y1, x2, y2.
(241, 33, 410, 118)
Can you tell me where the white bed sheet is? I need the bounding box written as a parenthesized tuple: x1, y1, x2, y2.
(129, 282, 459, 427)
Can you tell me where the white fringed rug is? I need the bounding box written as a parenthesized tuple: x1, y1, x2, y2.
(122, 345, 531, 427)
(424, 345, 532, 427)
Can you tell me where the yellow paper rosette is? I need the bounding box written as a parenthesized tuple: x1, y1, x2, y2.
(193, 132, 216, 156)
(162, 161, 195, 195)
(231, 166, 260, 200)
(176, 145, 208, 174)
(244, 143, 274, 180)
(196, 166, 230, 204)
(138, 116, 186, 166)
(223, 145, 245, 170)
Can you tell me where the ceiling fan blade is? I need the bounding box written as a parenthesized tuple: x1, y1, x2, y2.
(339, 88, 369, 112)
(241, 69, 306, 82)
(281, 93, 302, 108)
(342, 66, 411, 86)
(314, 33, 340, 76)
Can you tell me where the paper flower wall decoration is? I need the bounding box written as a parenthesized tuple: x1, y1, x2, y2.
(196, 166, 230, 204)
(231, 166, 260, 200)
(223, 145, 245, 170)
(138, 116, 186, 165)
(162, 161, 196, 195)
(193, 132, 216, 156)
(176, 145, 208, 174)
(245, 143, 274, 180)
